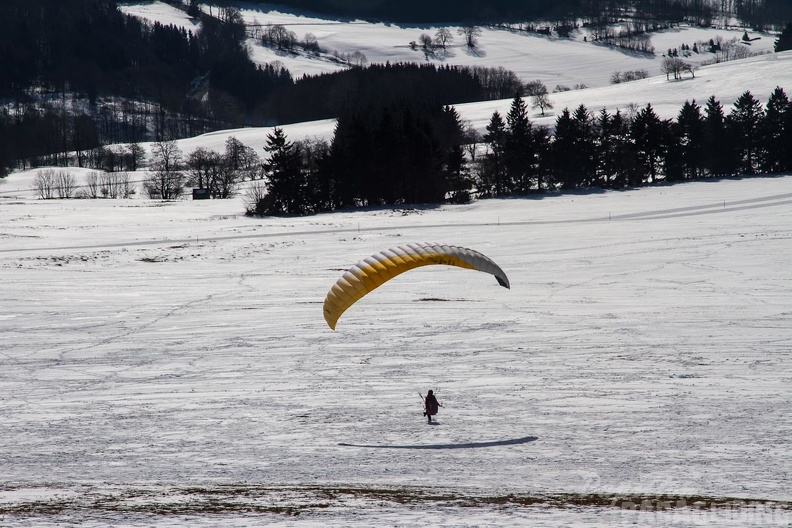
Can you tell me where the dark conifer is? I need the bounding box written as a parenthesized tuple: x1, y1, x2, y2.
(263, 127, 307, 215)
(702, 96, 737, 176)
(775, 22, 792, 52)
(550, 108, 581, 189)
(727, 91, 764, 174)
(504, 94, 535, 194)
(572, 105, 598, 186)
(481, 111, 508, 196)
(760, 87, 792, 173)
(676, 100, 705, 179)
(631, 104, 666, 184)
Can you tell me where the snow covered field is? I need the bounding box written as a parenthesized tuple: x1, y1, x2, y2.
(1, 172, 791, 526)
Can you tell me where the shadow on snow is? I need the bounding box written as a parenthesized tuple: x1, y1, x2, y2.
(339, 435, 538, 449)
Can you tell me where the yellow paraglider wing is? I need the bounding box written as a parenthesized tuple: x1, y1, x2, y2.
(323, 242, 510, 330)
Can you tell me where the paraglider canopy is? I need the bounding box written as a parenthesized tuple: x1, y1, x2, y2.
(323, 242, 510, 330)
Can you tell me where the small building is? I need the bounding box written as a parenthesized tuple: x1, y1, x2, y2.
(192, 188, 211, 200)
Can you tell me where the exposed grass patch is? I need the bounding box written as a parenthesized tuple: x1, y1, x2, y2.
(2, 484, 790, 517)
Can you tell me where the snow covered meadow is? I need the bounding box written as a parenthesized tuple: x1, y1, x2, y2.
(2, 168, 791, 527)
(1, 2, 791, 526)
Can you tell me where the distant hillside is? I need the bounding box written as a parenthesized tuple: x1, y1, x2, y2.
(232, 0, 792, 27)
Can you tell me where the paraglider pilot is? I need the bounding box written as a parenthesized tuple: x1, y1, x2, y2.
(424, 390, 440, 423)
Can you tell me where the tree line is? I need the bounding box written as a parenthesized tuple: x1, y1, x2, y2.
(250, 87, 792, 215)
(226, 0, 792, 28)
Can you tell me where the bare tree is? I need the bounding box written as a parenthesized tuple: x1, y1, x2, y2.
(84, 171, 101, 199)
(531, 93, 553, 116)
(99, 171, 133, 198)
(661, 57, 696, 80)
(458, 25, 482, 48)
(126, 143, 146, 171)
(462, 122, 483, 161)
(434, 28, 454, 49)
(56, 170, 77, 198)
(524, 79, 548, 96)
(210, 162, 240, 199)
(263, 24, 297, 51)
(145, 141, 184, 199)
(186, 147, 220, 190)
(33, 169, 56, 199)
(348, 50, 368, 68)
(419, 33, 435, 51)
(303, 33, 320, 54)
(151, 140, 182, 173)
(244, 180, 269, 215)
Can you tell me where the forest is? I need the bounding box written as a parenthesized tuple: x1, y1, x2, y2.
(229, 0, 792, 28)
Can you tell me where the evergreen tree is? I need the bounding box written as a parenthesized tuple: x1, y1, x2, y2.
(675, 100, 705, 179)
(533, 126, 551, 192)
(301, 138, 338, 213)
(262, 127, 307, 215)
(703, 96, 736, 176)
(760, 86, 792, 173)
(550, 108, 581, 189)
(631, 104, 666, 184)
(596, 109, 635, 188)
(372, 106, 406, 204)
(775, 22, 792, 52)
(572, 105, 598, 186)
(727, 91, 764, 174)
(401, 109, 446, 203)
(504, 94, 535, 194)
(330, 112, 375, 207)
(480, 111, 507, 196)
(663, 119, 685, 182)
(438, 106, 471, 203)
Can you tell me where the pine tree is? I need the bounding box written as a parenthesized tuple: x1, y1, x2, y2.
(775, 22, 792, 52)
(676, 100, 705, 179)
(727, 91, 764, 174)
(439, 106, 471, 203)
(596, 109, 635, 188)
(760, 87, 792, 173)
(504, 94, 535, 194)
(549, 105, 596, 189)
(572, 104, 598, 186)
(702, 96, 737, 176)
(631, 104, 666, 184)
(550, 108, 580, 189)
(263, 127, 307, 215)
(663, 119, 685, 182)
(373, 106, 405, 204)
(481, 111, 507, 196)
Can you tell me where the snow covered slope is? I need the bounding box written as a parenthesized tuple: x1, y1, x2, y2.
(120, 1, 778, 88)
(98, 49, 791, 163)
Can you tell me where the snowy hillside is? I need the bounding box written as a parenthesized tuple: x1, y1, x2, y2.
(83, 49, 790, 165)
(113, 1, 792, 157)
(120, 1, 777, 87)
